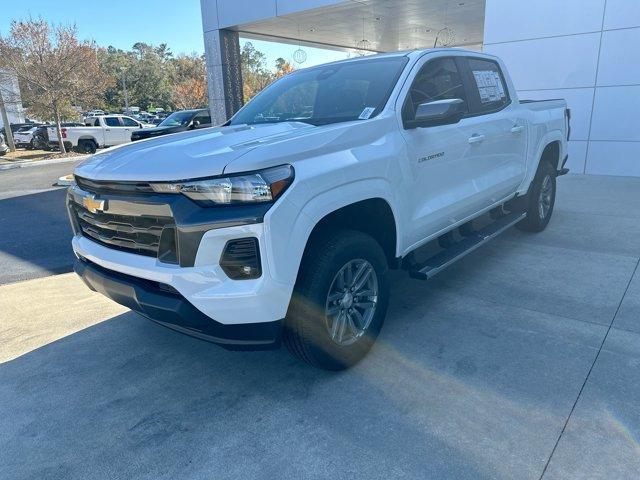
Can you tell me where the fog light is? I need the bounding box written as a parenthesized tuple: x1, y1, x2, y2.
(220, 238, 261, 280)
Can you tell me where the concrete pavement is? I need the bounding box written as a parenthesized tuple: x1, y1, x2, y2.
(0, 160, 82, 284)
(0, 174, 639, 479)
(0, 273, 126, 363)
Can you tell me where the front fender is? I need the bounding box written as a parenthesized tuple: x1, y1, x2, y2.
(263, 178, 400, 288)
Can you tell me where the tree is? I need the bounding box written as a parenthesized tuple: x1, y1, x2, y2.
(240, 42, 274, 102)
(275, 57, 295, 79)
(172, 77, 208, 110)
(0, 19, 112, 153)
(97, 46, 135, 112)
(169, 53, 208, 109)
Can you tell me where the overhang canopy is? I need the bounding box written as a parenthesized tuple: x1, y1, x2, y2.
(221, 0, 485, 53)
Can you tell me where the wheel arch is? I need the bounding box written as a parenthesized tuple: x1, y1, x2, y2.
(518, 132, 565, 196)
(304, 198, 398, 269)
(265, 180, 402, 290)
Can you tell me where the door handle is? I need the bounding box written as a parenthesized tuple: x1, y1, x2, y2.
(105, 128, 111, 131)
(510, 125, 525, 134)
(468, 134, 485, 144)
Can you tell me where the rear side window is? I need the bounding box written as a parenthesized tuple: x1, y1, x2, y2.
(402, 57, 469, 122)
(466, 58, 510, 113)
(104, 117, 121, 127)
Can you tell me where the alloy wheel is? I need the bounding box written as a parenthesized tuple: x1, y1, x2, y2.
(324, 259, 378, 346)
(538, 174, 553, 220)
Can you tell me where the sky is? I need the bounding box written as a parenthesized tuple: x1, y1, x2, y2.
(1, 0, 349, 69)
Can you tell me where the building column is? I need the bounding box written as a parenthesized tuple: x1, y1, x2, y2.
(203, 28, 244, 125)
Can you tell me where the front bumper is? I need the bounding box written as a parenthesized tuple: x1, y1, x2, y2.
(75, 257, 283, 349)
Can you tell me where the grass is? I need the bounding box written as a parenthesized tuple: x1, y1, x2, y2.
(0, 148, 83, 163)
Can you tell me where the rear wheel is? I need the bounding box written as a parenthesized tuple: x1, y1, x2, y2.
(516, 160, 556, 232)
(284, 229, 389, 370)
(77, 140, 97, 154)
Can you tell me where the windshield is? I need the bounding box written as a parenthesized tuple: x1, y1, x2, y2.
(159, 111, 195, 127)
(229, 56, 408, 127)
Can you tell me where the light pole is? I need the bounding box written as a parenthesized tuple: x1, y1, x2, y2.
(122, 69, 129, 114)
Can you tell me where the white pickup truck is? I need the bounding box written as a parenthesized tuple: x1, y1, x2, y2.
(49, 115, 150, 153)
(68, 49, 569, 370)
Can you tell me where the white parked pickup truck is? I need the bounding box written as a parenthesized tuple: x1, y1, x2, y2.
(68, 49, 570, 370)
(49, 115, 150, 153)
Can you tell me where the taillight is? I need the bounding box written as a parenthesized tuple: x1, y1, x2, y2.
(61, 128, 67, 139)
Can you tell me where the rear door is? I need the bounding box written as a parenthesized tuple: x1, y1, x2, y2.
(457, 57, 528, 203)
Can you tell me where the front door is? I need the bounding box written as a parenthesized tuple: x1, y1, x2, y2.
(103, 116, 128, 145)
(399, 56, 493, 246)
(120, 116, 142, 143)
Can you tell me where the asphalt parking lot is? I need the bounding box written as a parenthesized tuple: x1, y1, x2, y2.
(1, 171, 639, 479)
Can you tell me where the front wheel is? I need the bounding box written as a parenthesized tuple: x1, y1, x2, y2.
(516, 160, 556, 232)
(284, 230, 389, 370)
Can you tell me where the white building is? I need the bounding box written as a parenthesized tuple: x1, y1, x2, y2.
(200, 0, 640, 176)
(0, 69, 25, 128)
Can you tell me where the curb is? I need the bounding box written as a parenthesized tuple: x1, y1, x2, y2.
(0, 155, 88, 171)
(56, 174, 75, 186)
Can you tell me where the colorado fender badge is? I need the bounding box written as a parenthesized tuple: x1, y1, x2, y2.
(418, 151, 445, 163)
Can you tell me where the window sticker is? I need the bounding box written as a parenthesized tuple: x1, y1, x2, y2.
(473, 70, 506, 104)
(359, 107, 376, 119)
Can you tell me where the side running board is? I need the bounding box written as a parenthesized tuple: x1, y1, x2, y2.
(409, 212, 526, 280)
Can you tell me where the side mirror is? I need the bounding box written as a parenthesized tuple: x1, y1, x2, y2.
(191, 120, 201, 129)
(405, 98, 465, 129)
(139, 124, 143, 129)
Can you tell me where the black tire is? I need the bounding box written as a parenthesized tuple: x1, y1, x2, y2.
(27, 140, 34, 150)
(516, 160, 556, 232)
(284, 229, 390, 370)
(77, 140, 97, 154)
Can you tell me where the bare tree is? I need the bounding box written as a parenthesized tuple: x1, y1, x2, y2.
(0, 19, 112, 153)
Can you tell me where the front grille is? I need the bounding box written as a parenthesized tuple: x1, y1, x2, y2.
(75, 176, 155, 195)
(70, 201, 174, 258)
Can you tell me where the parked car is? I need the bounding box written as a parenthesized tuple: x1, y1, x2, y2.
(49, 115, 150, 153)
(2, 123, 42, 138)
(0, 132, 8, 156)
(130, 109, 212, 141)
(13, 126, 39, 149)
(69, 49, 570, 370)
(33, 123, 83, 150)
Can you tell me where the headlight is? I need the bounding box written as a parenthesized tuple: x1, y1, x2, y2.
(150, 164, 294, 206)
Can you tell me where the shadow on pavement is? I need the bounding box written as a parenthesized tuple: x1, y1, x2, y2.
(0, 188, 74, 284)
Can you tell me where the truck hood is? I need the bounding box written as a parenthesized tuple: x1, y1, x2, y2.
(74, 122, 317, 182)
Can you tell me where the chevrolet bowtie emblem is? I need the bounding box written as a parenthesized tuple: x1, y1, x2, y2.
(82, 194, 106, 213)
